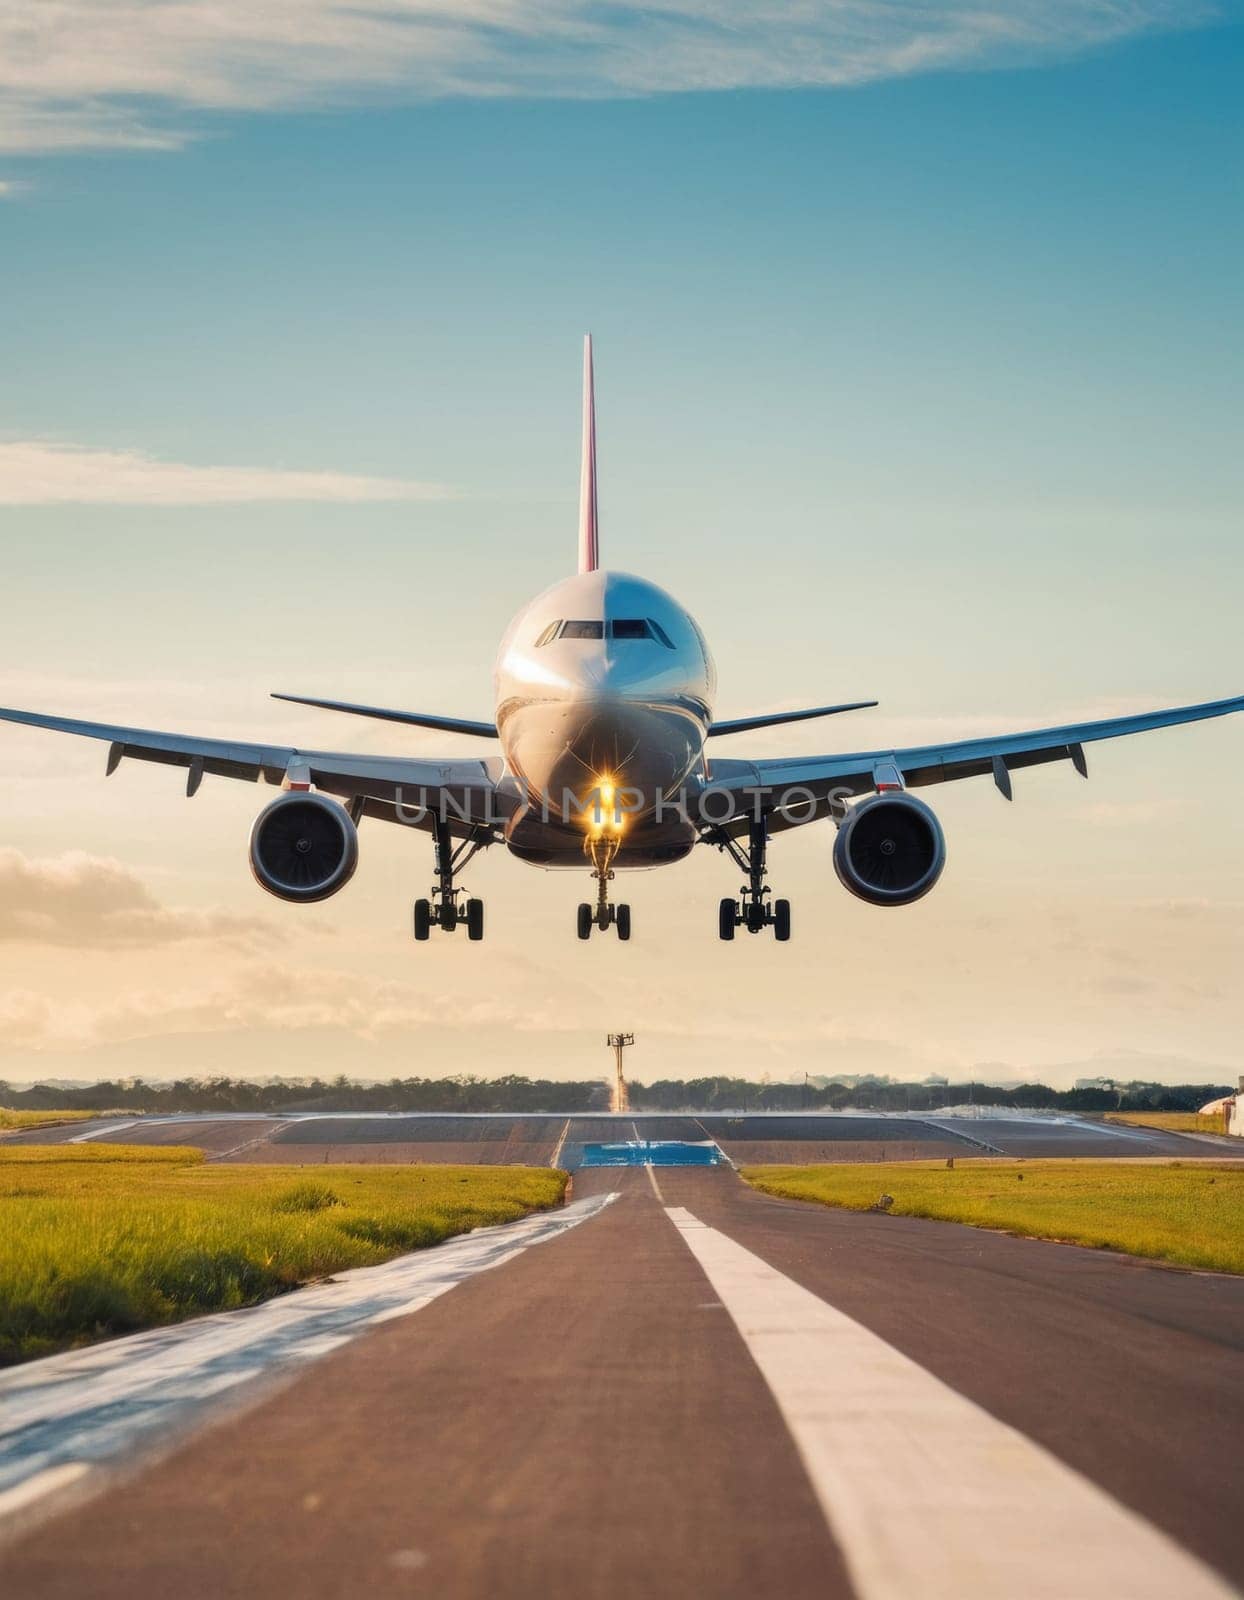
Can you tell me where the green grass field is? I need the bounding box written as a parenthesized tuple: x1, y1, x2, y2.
(1104, 1110, 1227, 1136)
(0, 1145, 566, 1365)
(0, 1109, 107, 1132)
(742, 1159, 1244, 1275)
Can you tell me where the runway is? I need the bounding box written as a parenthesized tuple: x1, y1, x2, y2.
(1, 1165, 1240, 1598)
(8, 1108, 1236, 1166)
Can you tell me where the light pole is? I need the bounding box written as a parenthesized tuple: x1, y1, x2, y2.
(607, 1032, 634, 1114)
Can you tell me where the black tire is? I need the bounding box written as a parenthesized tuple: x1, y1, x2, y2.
(466, 897, 484, 941)
(577, 902, 593, 941)
(616, 904, 631, 941)
(413, 899, 432, 941)
(719, 898, 737, 941)
(773, 898, 791, 942)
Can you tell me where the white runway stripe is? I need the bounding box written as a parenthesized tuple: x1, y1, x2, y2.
(0, 1463, 90, 1519)
(666, 1207, 1235, 1600)
(0, 1194, 614, 1522)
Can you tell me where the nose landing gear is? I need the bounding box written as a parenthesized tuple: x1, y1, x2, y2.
(577, 830, 631, 940)
(712, 815, 791, 941)
(413, 817, 487, 941)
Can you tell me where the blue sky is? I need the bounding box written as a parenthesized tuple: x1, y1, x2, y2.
(1, 6, 1241, 1085)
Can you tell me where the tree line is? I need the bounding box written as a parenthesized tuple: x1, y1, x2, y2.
(0, 1073, 1230, 1116)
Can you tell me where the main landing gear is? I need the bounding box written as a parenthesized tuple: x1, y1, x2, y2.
(713, 815, 791, 941)
(413, 817, 486, 941)
(577, 829, 631, 940)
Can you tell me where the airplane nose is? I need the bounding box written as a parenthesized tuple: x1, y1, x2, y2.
(573, 644, 643, 694)
(539, 698, 701, 818)
(588, 647, 684, 703)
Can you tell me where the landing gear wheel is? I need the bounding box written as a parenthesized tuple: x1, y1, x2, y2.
(616, 904, 631, 941)
(710, 815, 793, 941)
(577, 903, 593, 941)
(416, 818, 489, 943)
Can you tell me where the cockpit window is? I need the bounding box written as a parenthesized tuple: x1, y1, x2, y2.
(539, 617, 673, 645)
(607, 618, 676, 646)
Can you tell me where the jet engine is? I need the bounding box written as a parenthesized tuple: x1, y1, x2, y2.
(833, 792, 945, 907)
(249, 792, 359, 903)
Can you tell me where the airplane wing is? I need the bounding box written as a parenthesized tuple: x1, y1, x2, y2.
(708, 700, 878, 736)
(0, 706, 512, 835)
(270, 693, 497, 738)
(698, 692, 1244, 834)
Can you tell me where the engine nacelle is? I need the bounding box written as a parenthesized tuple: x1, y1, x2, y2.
(249, 792, 359, 903)
(833, 792, 945, 907)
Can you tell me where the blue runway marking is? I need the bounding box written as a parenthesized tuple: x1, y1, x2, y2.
(580, 1140, 726, 1168)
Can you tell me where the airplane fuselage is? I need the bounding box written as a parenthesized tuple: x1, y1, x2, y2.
(494, 570, 717, 867)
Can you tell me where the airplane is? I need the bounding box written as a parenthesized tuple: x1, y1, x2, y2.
(3, 335, 1243, 944)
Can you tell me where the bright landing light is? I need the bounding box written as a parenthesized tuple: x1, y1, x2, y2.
(584, 775, 626, 838)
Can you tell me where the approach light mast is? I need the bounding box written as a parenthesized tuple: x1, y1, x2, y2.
(607, 1032, 634, 1114)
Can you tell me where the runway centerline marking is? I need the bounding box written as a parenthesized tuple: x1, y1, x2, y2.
(665, 1206, 1234, 1600)
(0, 1194, 616, 1530)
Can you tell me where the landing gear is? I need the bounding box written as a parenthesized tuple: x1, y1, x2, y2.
(577, 828, 631, 939)
(413, 817, 487, 940)
(712, 815, 791, 940)
(577, 898, 632, 939)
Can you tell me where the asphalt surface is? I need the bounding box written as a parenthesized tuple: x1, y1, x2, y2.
(9, 1110, 1237, 1166)
(2, 1165, 1241, 1598)
(654, 1165, 1244, 1589)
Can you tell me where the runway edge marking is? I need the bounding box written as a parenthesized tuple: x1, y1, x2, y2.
(0, 1463, 91, 1520)
(664, 1206, 1236, 1600)
(0, 1193, 617, 1530)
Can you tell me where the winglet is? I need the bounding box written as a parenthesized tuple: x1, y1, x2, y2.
(578, 333, 599, 573)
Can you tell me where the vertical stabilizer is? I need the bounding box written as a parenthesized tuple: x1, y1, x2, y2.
(578, 334, 599, 573)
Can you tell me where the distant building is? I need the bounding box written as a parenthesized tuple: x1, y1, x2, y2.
(1228, 1078, 1244, 1139)
(1074, 1077, 1117, 1091)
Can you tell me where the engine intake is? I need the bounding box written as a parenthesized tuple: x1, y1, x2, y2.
(249, 792, 359, 903)
(833, 792, 945, 907)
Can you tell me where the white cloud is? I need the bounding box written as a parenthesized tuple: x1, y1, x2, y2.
(0, 441, 451, 505)
(0, 847, 276, 948)
(0, 2, 1215, 154)
(0, 960, 558, 1052)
